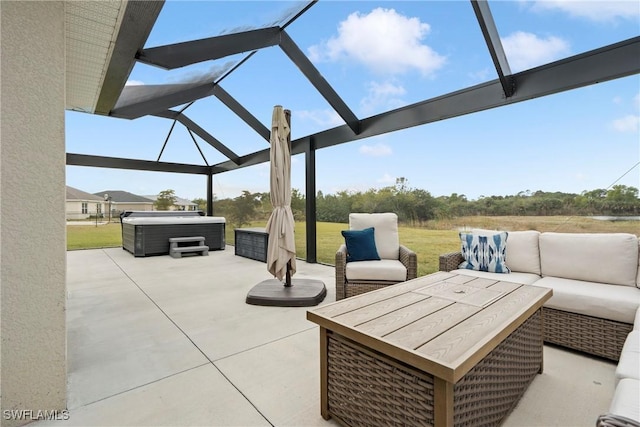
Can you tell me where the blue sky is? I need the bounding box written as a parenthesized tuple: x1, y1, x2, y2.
(66, 0, 640, 202)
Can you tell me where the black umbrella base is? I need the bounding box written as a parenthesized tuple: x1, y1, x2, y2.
(246, 278, 327, 307)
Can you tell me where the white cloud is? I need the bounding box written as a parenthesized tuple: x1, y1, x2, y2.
(308, 8, 446, 76)
(295, 109, 344, 128)
(501, 31, 570, 72)
(529, 0, 639, 23)
(377, 173, 396, 185)
(360, 80, 407, 114)
(612, 114, 640, 132)
(125, 80, 145, 86)
(468, 68, 493, 83)
(359, 143, 392, 157)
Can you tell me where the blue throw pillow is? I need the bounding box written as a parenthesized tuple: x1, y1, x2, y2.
(459, 232, 511, 273)
(341, 227, 381, 262)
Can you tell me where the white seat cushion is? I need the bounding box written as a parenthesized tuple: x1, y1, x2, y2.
(615, 331, 640, 385)
(349, 213, 399, 260)
(635, 306, 640, 330)
(346, 259, 407, 282)
(535, 277, 640, 324)
(472, 229, 541, 275)
(539, 232, 639, 287)
(450, 269, 541, 285)
(609, 378, 640, 423)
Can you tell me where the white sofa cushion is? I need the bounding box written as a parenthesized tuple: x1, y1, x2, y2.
(450, 268, 541, 285)
(535, 276, 640, 324)
(609, 378, 640, 423)
(635, 306, 640, 330)
(472, 229, 541, 275)
(539, 232, 639, 287)
(346, 259, 407, 282)
(349, 213, 399, 260)
(615, 331, 639, 385)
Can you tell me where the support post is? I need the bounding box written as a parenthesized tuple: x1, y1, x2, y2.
(305, 137, 317, 263)
(206, 171, 213, 216)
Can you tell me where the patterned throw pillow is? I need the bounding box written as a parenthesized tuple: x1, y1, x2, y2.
(459, 232, 511, 273)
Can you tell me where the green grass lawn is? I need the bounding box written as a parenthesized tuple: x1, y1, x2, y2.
(66, 222, 123, 250)
(67, 216, 640, 276)
(227, 221, 460, 276)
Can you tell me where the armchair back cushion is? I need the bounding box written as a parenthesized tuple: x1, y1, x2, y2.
(349, 213, 399, 260)
(540, 232, 639, 287)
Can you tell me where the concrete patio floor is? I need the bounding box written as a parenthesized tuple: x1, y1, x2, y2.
(34, 246, 617, 427)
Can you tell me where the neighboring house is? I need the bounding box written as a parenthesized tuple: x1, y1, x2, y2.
(66, 186, 105, 220)
(144, 195, 199, 211)
(94, 190, 154, 217)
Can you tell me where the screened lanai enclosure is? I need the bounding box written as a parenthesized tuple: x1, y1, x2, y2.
(65, 0, 640, 263)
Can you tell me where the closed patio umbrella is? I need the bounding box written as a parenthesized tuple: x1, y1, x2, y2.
(265, 105, 296, 285)
(245, 105, 326, 307)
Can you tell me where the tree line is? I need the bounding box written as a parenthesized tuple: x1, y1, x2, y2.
(195, 179, 639, 228)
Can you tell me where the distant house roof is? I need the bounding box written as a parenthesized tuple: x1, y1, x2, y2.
(94, 190, 153, 204)
(66, 186, 103, 201)
(144, 195, 197, 206)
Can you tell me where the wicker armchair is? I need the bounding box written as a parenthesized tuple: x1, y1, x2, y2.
(335, 213, 417, 300)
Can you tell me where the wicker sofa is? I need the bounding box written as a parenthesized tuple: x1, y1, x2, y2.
(597, 306, 640, 426)
(439, 231, 640, 361)
(441, 231, 640, 425)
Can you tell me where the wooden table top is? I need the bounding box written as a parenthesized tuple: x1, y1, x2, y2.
(307, 271, 552, 383)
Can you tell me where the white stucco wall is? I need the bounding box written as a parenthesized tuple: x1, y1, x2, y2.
(1, 2, 67, 426)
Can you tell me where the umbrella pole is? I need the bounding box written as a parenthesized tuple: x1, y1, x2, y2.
(284, 108, 293, 288)
(285, 261, 292, 287)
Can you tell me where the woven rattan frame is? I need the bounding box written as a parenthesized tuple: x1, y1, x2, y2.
(439, 251, 464, 273)
(597, 413, 640, 427)
(326, 311, 543, 427)
(438, 251, 634, 361)
(543, 307, 632, 361)
(327, 334, 435, 426)
(335, 244, 417, 300)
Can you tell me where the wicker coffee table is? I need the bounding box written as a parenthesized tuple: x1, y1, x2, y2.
(307, 271, 552, 427)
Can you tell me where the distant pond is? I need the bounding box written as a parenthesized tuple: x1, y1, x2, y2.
(590, 216, 640, 221)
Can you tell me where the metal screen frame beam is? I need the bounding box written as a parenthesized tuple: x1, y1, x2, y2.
(279, 31, 361, 135)
(152, 110, 241, 164)
(135, 1, 316, 70)
(67, 153, 210, 174)
(95, 0, 164, 114)
(213, 86, 270, 142)
(471, 0, 515, 97)
(136, 27, 282, 70)
(210, 36, 640, 173)
(111, 83, 216, 119)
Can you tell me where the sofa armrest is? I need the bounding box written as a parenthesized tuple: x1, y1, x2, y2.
(399, 245, 418, 280)
(335, 245, 347, 300)
(439, 251, 464, 272)
(597, 413, 640, 427)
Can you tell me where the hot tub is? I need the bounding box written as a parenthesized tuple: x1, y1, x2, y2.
(121, 213, 226, 257)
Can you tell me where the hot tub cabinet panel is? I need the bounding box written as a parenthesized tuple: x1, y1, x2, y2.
(121, 216, 226, 257)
